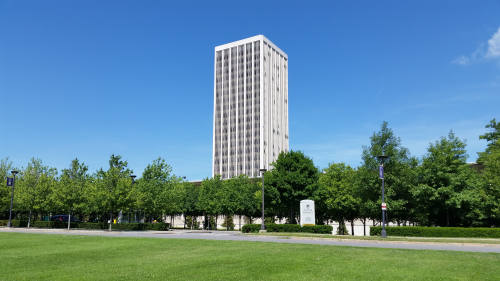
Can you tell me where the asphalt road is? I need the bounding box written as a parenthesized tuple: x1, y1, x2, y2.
(2, 228, 500, 253)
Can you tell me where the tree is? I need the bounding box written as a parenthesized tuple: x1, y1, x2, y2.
(482, 139, 500, 226)
(357, 122, 418, 225)
(183, 182, 201, 228)
(217, 176, 240, 230)
(264, 150, 319, 224)
(162, 179, 187, 223)
(235, 175, 260, 228)
(0, 157, 17, 215)
(95, 154, 137, 231)
(54, 158, 90, 229)
(413, 131, 484, 226)
(477, 118, 500, 163)
(198, 175, 223, 229)
(318, 163, 358, 235)
(16, 158, 57, 227)
(139, 158, 176, 222)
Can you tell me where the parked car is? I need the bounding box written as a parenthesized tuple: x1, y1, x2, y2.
(50, 215, 81, 222)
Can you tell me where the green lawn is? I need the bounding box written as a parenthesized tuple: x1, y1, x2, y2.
(1, 233, 499, 280)
(243, 232, 500, 244)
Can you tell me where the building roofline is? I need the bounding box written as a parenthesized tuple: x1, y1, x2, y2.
(215, 35, 287, 59)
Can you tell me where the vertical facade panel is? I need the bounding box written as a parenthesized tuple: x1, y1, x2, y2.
(213, 35, 288, 179)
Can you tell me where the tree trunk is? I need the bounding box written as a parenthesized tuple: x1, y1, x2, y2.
(351, 220, 354, 236)
(68, 209, 71, 230)
(446, 210, 450, 227)
(109, 210, 113, 231)
(27, 210, 32, 228)
(226, 214, 229, 231)
(363, 218, 366, 236)
(239, 215, 241, 231)
(184, 213, 186, 229)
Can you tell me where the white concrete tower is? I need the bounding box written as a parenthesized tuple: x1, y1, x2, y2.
(213, 35, 289, 179)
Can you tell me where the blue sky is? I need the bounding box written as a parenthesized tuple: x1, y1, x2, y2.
(1, 0, 499, 181)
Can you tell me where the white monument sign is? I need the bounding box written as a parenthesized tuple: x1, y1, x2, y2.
(300, 199, 315, 226)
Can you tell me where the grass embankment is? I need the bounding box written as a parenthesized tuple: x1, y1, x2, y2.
(243, 232, 500, 244)
(1, 233, 499, 280)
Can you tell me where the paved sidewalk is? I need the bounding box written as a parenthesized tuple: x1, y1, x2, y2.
(2, 227, 500, 253)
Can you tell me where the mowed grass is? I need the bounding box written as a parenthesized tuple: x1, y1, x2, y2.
(243, 232, 500, 244)
(0, 233, 499, 281)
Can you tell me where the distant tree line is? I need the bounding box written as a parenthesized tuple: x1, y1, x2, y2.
(1, 119, 499, 233)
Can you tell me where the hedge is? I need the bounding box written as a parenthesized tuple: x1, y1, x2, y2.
(0, 220, 29, 227)
(370, 226, 500, 238)
(0, 220, 169, 231)
(242, 223, 333, 234)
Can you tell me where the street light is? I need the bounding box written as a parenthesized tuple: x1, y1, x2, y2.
(377, 155, 388, 238)
(260, 168, 267, 232)
(7, 170, 19, 228)
(130, 175, 136, 223)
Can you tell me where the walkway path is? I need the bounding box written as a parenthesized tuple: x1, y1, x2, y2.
(2, 228, 499, 253)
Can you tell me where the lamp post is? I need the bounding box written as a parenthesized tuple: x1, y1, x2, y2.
(377, 155, 388, 238)
(260, 168, 267, 231)
(7, 170, 19, 228)
(130, 175, 136, 223)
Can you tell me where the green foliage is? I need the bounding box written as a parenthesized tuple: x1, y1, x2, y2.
(53, 158, 91, 229)
(412, 131, 485, 227)
(198, 175, 223, 215)
(185, 216, 200, 229)
(221, 215, 235, 229)
(264, 150, 319, 224)
(198, 174, 259, 227)
(0, 220, 29, 227)
(203, 216, 216, 230)
(241, 223, 333, 234)
(95, 154, 139, 229)
(2, 119, 500, 231)
(357, 121, 418, 224)
(184, 183, 201, 217)
(138, 158, 187, 221)
(15, 158, 58, 225)
(370, 226, 500, 238)
(0, 157, 16, 213)
(336, 223, 350, 235)
(317, 162, 358, 232)
(482, 139, 500, 226)
(2, 220, 170, 230)
(477, 118, 500, 163)
(264, 216, 276, 223)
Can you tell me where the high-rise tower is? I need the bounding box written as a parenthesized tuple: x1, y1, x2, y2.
(213, 35, 289, 179)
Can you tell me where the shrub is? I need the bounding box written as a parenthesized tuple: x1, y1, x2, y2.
(221, 215, 235, 229)
(203, 217, 216, 230)
(370, 226, 500, 238)
(336, 224, 349, 235)
(3, 220, 169, 231)
(242, 223, 333, 234)
(0, 220, 29, 227)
